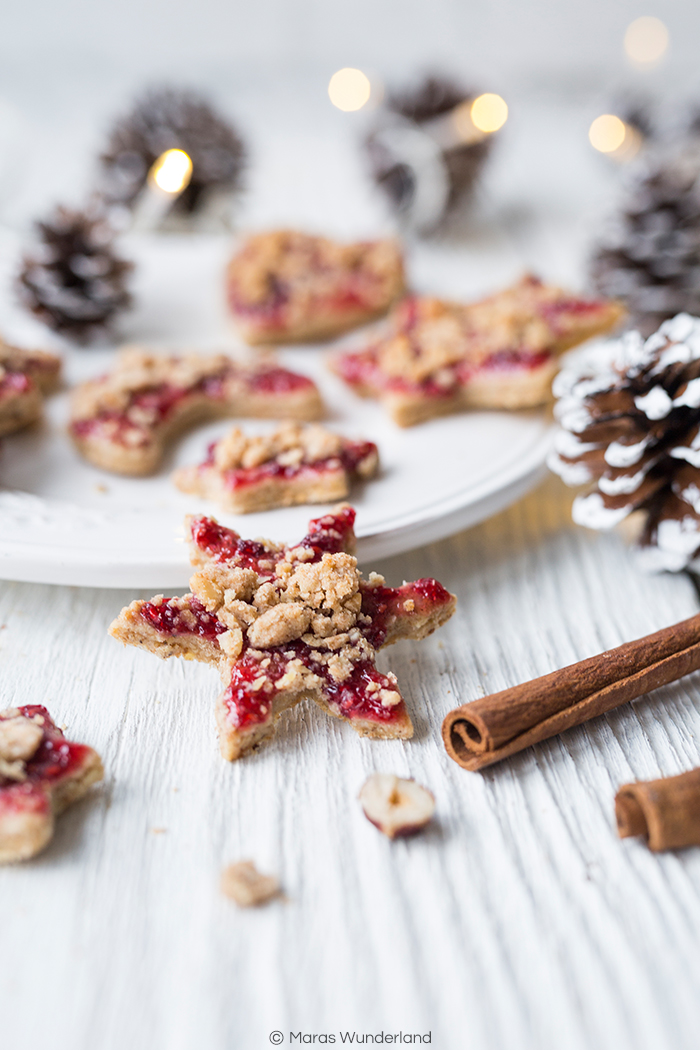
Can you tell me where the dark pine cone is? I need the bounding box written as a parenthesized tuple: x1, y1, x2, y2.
(366, 74, 492, 229)
(591, 145, 700, 337)
(549, 314, 700, 571)
(18, 206, 133, 344)
(99, 86, 246, 215)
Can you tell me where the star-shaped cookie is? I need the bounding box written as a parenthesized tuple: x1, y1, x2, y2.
(110, 506, 456, 760)
(334, 275, 624, 426)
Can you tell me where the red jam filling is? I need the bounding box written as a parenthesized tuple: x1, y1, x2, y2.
(0, 705, 91, 793)
(247, 367, 315, 394)
(540, 297, 606, 324)
(70, 365, 315, 444)
(222, 641, 404, 730)
(202, 439, 376, 491)
(189, 509, 357, 567)
(300, 506, 356, 556)
(140, 596, 228, 640)
(189, 516, 277, 571)
(361, 578, 453, 647)
(228, 258, 384, 333)
(0, 371, 33, 398)
(462, 348, 553, 377)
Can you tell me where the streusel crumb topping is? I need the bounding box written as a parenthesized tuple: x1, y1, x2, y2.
(229, 230, 402, 308)
(213, 422, 343, 472)
(72, 347, 234, 420)
(190, 547, 375, 682)
(377, 277, 575, 381)
(0, 714, 44, 782)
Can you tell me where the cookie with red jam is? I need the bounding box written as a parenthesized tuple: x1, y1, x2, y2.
(69, 346, 324, 475)
(0, 706, 103, 863)
(334, 275, 625, 426)
(173, 422, 379, 513)
(0, 341, 61, 438)
(110, 506, 456, 760)
(226, 230, 405, 345)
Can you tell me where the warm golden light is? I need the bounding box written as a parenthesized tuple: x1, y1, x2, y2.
(589, 114, 627, 153)
(624, 16, 669, 67)
(328, 68, 371, 112)
(470, 94, 508, 134)
(150, 149, 193, 194)
(451, 101, 483, 143)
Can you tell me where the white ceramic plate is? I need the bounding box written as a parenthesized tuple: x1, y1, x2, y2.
(0, 351, 551, 587)
(0, 233, 552, 588)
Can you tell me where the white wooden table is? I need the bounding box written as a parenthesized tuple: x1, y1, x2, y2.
(3, 68, 700, 1049)
(3, 475, 700, 1050)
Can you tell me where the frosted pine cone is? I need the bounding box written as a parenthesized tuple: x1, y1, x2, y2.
(99, 86, 245, 227)
(18, 206, 133, 344)
(549, 314, 700, 571)
(591, 145, 700, 336)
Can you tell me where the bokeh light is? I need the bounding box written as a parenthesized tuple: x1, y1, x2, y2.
(589, 114, 627, 153)
(328, 68, 372, 112)
(624, 16, 669, 68)
(470, 94, 508, 134)
(151, 149, 193, 194)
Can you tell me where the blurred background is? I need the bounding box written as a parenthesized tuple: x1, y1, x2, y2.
(1, 0, 700, 318)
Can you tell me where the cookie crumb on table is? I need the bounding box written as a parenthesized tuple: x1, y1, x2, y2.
(221, 860, 281, 906)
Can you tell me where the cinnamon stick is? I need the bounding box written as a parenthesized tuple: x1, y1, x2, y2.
(442, 612, 700, 772)
(616, 768, 700, 851)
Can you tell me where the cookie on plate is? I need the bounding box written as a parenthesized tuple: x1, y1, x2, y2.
(334, 275, 625, 426)
(173, 422, 379, 513)
(69, 346, 324, 476)
(226, 230, 405, 345)
(0, 341, 61, 438)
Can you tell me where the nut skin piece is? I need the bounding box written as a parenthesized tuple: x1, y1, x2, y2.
(359, 773, 435, 839)
(221, 860, 281, 907)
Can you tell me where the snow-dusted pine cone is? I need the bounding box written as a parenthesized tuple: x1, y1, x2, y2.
(591, 145, 700, 337)
(99, 86, 245, 223)
(18, 206, 133, 344)
(549, 313, 700, 571)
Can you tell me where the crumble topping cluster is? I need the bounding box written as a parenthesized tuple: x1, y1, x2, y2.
(182, 544, 400, 703)
(213, 422, 345, 473)
(72, 347, 232, 421)
(228, 230, 402, 308)
(0, 709, 45, 782)
(374, 276, 591, 385)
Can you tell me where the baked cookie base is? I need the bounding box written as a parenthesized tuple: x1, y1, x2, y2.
(174, 463, 351, 513)
(235, 302, 402, 347)
(0, 387, 43, 438)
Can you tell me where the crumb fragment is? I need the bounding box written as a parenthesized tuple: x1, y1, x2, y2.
(221, 860, 280, 907)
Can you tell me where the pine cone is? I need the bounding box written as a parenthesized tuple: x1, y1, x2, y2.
(549, 314, 700, 571)
(99, 86, 246, 219)
(365, 74, 492, 232)
(18, 206, 133, 344)
(591, 145, 700, 337)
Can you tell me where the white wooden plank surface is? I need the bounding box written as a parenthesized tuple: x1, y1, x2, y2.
(3, 475, 700, 1050)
